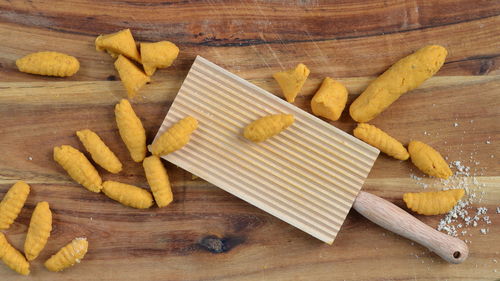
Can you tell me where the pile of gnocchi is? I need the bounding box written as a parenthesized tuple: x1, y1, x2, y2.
(7, 29, 467, 275)
(0, 181, 88, 275)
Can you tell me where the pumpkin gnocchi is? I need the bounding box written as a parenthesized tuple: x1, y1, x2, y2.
(244, 114, 294, 142)
(0, 233, 30, 275)
(408, 141, 452, 179)
(24, 201, 52, 261)
(102, 181, 154, 209)
(148, 116, 198, 156)
(115, 99, 147, 162)
(353, 123, 409, 160)
(76, 129, 123, 174)
(0, 181, 30, 230)
(404, 189, 465, 215)
(53, 145, 103, 193)
(44, 237, 88, 272)
(16, 51, 79, 77)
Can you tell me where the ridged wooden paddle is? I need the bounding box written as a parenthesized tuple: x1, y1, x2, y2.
(154, 56, 468, 264)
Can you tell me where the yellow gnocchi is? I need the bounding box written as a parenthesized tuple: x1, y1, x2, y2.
(353, 123, 409, 160)
(404, 189, 465, 215)
(273, 63, 310, 103)
(408, 141, 452, 179)
(244, 114, 294, 142)
(53, 145, 103, 193)
(114, 55, 150, 99)
(140, 41, 179, 76)
(0, 181, 30, 230)
(102, 181, 154, 209)
(44, 237, 88, 272)
(16, 51, 79, 77)
(115, 99, 147, 162)
(149, 116, 198, 156)
(143, 156, 173, 207)
(95, 29, 141, 62)
(24, 201, 52, 261)
(76, 129, 123, 174)
(0, 233, 30, 275)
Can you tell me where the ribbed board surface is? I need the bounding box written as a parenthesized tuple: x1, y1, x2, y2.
(156, 56, 379, 244)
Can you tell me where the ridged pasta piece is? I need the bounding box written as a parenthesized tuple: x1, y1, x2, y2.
(143, 156, 173, 207)
(353, 123, 409, 160)
(24, 201, 52, 261)
(53, 145, 103, 192)
(0, 233, 30, 275)
(115, 99, 147, 162)
(0, 181, 30, 230)
(243, 114, 294, 142)
(44, 237, 88, 272)
(102, 181, 153, 209)
(148, 116, 198, 156)
(76, 129, 122, 174)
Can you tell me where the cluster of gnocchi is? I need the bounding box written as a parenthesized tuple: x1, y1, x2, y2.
(272, 45, 463, 216)
(95, 28, 179, 98)
(0, 181, 88, 275)
(15, 28, 179, 100)
(54, 99, 197, 211)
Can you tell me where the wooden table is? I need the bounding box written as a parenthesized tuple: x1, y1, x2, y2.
(0, 1, 499, 280)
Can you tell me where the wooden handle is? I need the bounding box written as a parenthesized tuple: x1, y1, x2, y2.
(353, 191, 468, 264)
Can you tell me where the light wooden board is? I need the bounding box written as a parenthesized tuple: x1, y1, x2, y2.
(156, 56, 379, 244)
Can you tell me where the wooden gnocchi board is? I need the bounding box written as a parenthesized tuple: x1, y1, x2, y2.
(155, 56, 380, 244)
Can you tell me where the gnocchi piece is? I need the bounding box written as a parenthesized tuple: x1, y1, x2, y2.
(0, 181, 30, 230)
(404, 189, 465, 215)
(24, 201, 52, 261)
(114, 55, 150, 99)
(76, 129, 123, 174)
(53, 145, 103, 193)
(102, 181, 154, 209)
(353, 123, 409, 160)
(44, 237, 88, 272)
(140, 41, 179, 76)
(95, 29, 141, 62)
(408, 141, 452, 179)
(244, 114, 294, 142)
(143, 156, 173, 207)
(311, 77, 348, 121)
(273, 63, 310, 103)
(0, 233, 30, 275)
(148, 116, 198, 156)
(115, 99, 147, 162)
(350, 45, 447, 122)
(16, 51, 79, 77)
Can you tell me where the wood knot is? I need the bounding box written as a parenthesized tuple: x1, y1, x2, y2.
(106, 75, 117, 81)
(198, 235, 244, 254)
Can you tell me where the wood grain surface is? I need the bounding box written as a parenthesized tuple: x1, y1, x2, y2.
(0, 0, 499, 280)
